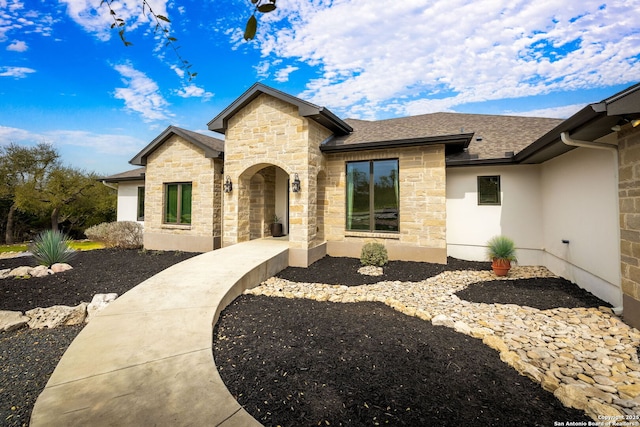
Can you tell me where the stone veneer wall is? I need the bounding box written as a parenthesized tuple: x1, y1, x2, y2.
(323, 146, 447, 263)
(222, 93, 332, 266)
(618, 125, 640, 328)
(144, 134, 222, 252)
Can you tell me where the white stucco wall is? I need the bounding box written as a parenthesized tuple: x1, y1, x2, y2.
(446, 165, 543, 264)
(116, 181, 144, 223)
(540, 147, 621, 306)
(446, 147, 621, 307)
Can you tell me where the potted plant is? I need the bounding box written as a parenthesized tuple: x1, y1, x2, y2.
(486, 235, 517, 276)
(270, 214, 283, 237)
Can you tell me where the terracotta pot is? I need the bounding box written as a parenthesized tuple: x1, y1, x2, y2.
(491, 258, 511, 276)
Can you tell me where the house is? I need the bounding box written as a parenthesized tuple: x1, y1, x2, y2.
(103, 82, 640, 328)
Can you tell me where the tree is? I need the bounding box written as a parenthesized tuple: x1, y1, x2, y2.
(0, 143, 59, 244)
(15, 167, 115, 233)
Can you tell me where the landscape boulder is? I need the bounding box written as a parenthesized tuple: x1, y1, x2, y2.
(30, 265, 53, 278)
(86, 293, 118, 323)
(0, 310, 30, 332)
(51, 263, 73, 273)
(8, 266, 33, 277)
(26, 303, 88, 329)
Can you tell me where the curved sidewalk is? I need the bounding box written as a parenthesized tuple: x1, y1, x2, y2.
(30, 239, 289, 427)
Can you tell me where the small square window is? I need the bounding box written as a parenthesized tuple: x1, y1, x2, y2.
(478, 176, 501, 205)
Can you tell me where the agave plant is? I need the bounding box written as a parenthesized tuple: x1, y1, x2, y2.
(30, 230, 76, 267)
(486, 235, 517, 262)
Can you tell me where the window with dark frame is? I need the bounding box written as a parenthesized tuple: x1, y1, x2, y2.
(137, 186, 145, 221)
(346, 159, 399, 232)
(164, 182, 192, 224)
(477, 176, 501, 205)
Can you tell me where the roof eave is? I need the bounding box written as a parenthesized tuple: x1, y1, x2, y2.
(207, 83, 352, 136)
(320, 133, 473, 153)
(130, 126, 223, 166)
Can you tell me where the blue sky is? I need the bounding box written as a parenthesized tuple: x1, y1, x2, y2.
(1, 0, 639, 176)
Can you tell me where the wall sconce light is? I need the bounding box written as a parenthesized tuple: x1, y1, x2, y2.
(224, 175, 232, 193)
(292, 173, 301, 193)
(632, 119, 640, 128)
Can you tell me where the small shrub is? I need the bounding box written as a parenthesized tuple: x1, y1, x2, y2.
(486, 235, 517, 262)
(85, 221, 143, 249)
(360, 242, 388, 267)
(30, 230, 76, 267)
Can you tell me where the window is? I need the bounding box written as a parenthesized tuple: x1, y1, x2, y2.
(137, 187, 145, 221)
(346, 159, 399, 232)
(478, 176, 501, 205)
(165, 183, 192, 224)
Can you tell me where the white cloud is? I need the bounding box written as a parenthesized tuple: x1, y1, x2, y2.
(0, 66, 35, 78)
(174, 84, 214, 101)
(0, 125, 145, 156)
(0, 0, 55, 42)
(507, 103, 585, 119)
(59, 0, 170, 41)
(274, 65, 299, 82)
(113, 63, 173, 121)
(6, 39, 27, 51)
(0, 125, 148, 174)
(249, 0, 640, 118)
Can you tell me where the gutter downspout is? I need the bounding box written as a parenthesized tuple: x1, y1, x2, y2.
(101, 180, 118, 191)
(560, 132, 623, 315)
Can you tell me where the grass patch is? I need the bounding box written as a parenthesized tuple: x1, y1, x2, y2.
(0, 240, 105, 254)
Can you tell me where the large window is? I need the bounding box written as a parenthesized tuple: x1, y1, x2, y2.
(346, 159, 399, 232)
(137, 186, 145, 221)
(478, 176, 501, 205)
(165, 183, 192, 224)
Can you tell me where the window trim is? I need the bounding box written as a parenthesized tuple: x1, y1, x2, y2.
(345, 158, 399, 233)
(164, 182, 192, 225)
(477, 175, 501, 205)
(137, 186, 145, 221)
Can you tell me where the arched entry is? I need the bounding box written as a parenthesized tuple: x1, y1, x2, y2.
(238, 163, 290, 242)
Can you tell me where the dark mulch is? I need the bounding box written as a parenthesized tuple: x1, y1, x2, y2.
(213, 256, 608, 426)
(276, 255, 492, 285)
(1, 251, 606, 426)
(0, 249, 198, 313)
(214, 296, 591, 426)
(457, 277, 612, 310)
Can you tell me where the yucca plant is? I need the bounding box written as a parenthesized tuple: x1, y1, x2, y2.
(486, 235, 517, 276)
(486, 235, 518, 262)
(30, 230, 76, 267)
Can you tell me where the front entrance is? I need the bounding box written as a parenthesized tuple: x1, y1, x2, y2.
(243, 164, 290, 241)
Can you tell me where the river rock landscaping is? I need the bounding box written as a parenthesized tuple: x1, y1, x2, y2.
(214, 256, 640, 426)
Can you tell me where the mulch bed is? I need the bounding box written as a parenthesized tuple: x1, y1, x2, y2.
(0, 249, 197, 313)
(0, 251, 610, 426)
(213, 256, 609, 426)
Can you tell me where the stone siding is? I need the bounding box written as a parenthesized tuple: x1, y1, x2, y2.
(618, 125, 640, 328)
(144, 134, 222, 252)
(222, 93, 331, 262)
(323, 146, 447, 263)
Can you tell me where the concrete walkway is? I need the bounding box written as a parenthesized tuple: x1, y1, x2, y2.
(30, 239, 289, 427)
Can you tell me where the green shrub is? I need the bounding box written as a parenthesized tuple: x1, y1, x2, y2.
(85, 221, 143, 249)
(486, 235, 517, 262)
(360, 242, 388, 266)
(30, 230, 76, 267)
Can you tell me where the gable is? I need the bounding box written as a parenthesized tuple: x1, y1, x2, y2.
(130, 126, 224, 166)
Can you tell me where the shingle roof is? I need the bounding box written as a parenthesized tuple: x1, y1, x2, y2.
(101, 167, 146, 182)
(323, 113, 563, 163)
